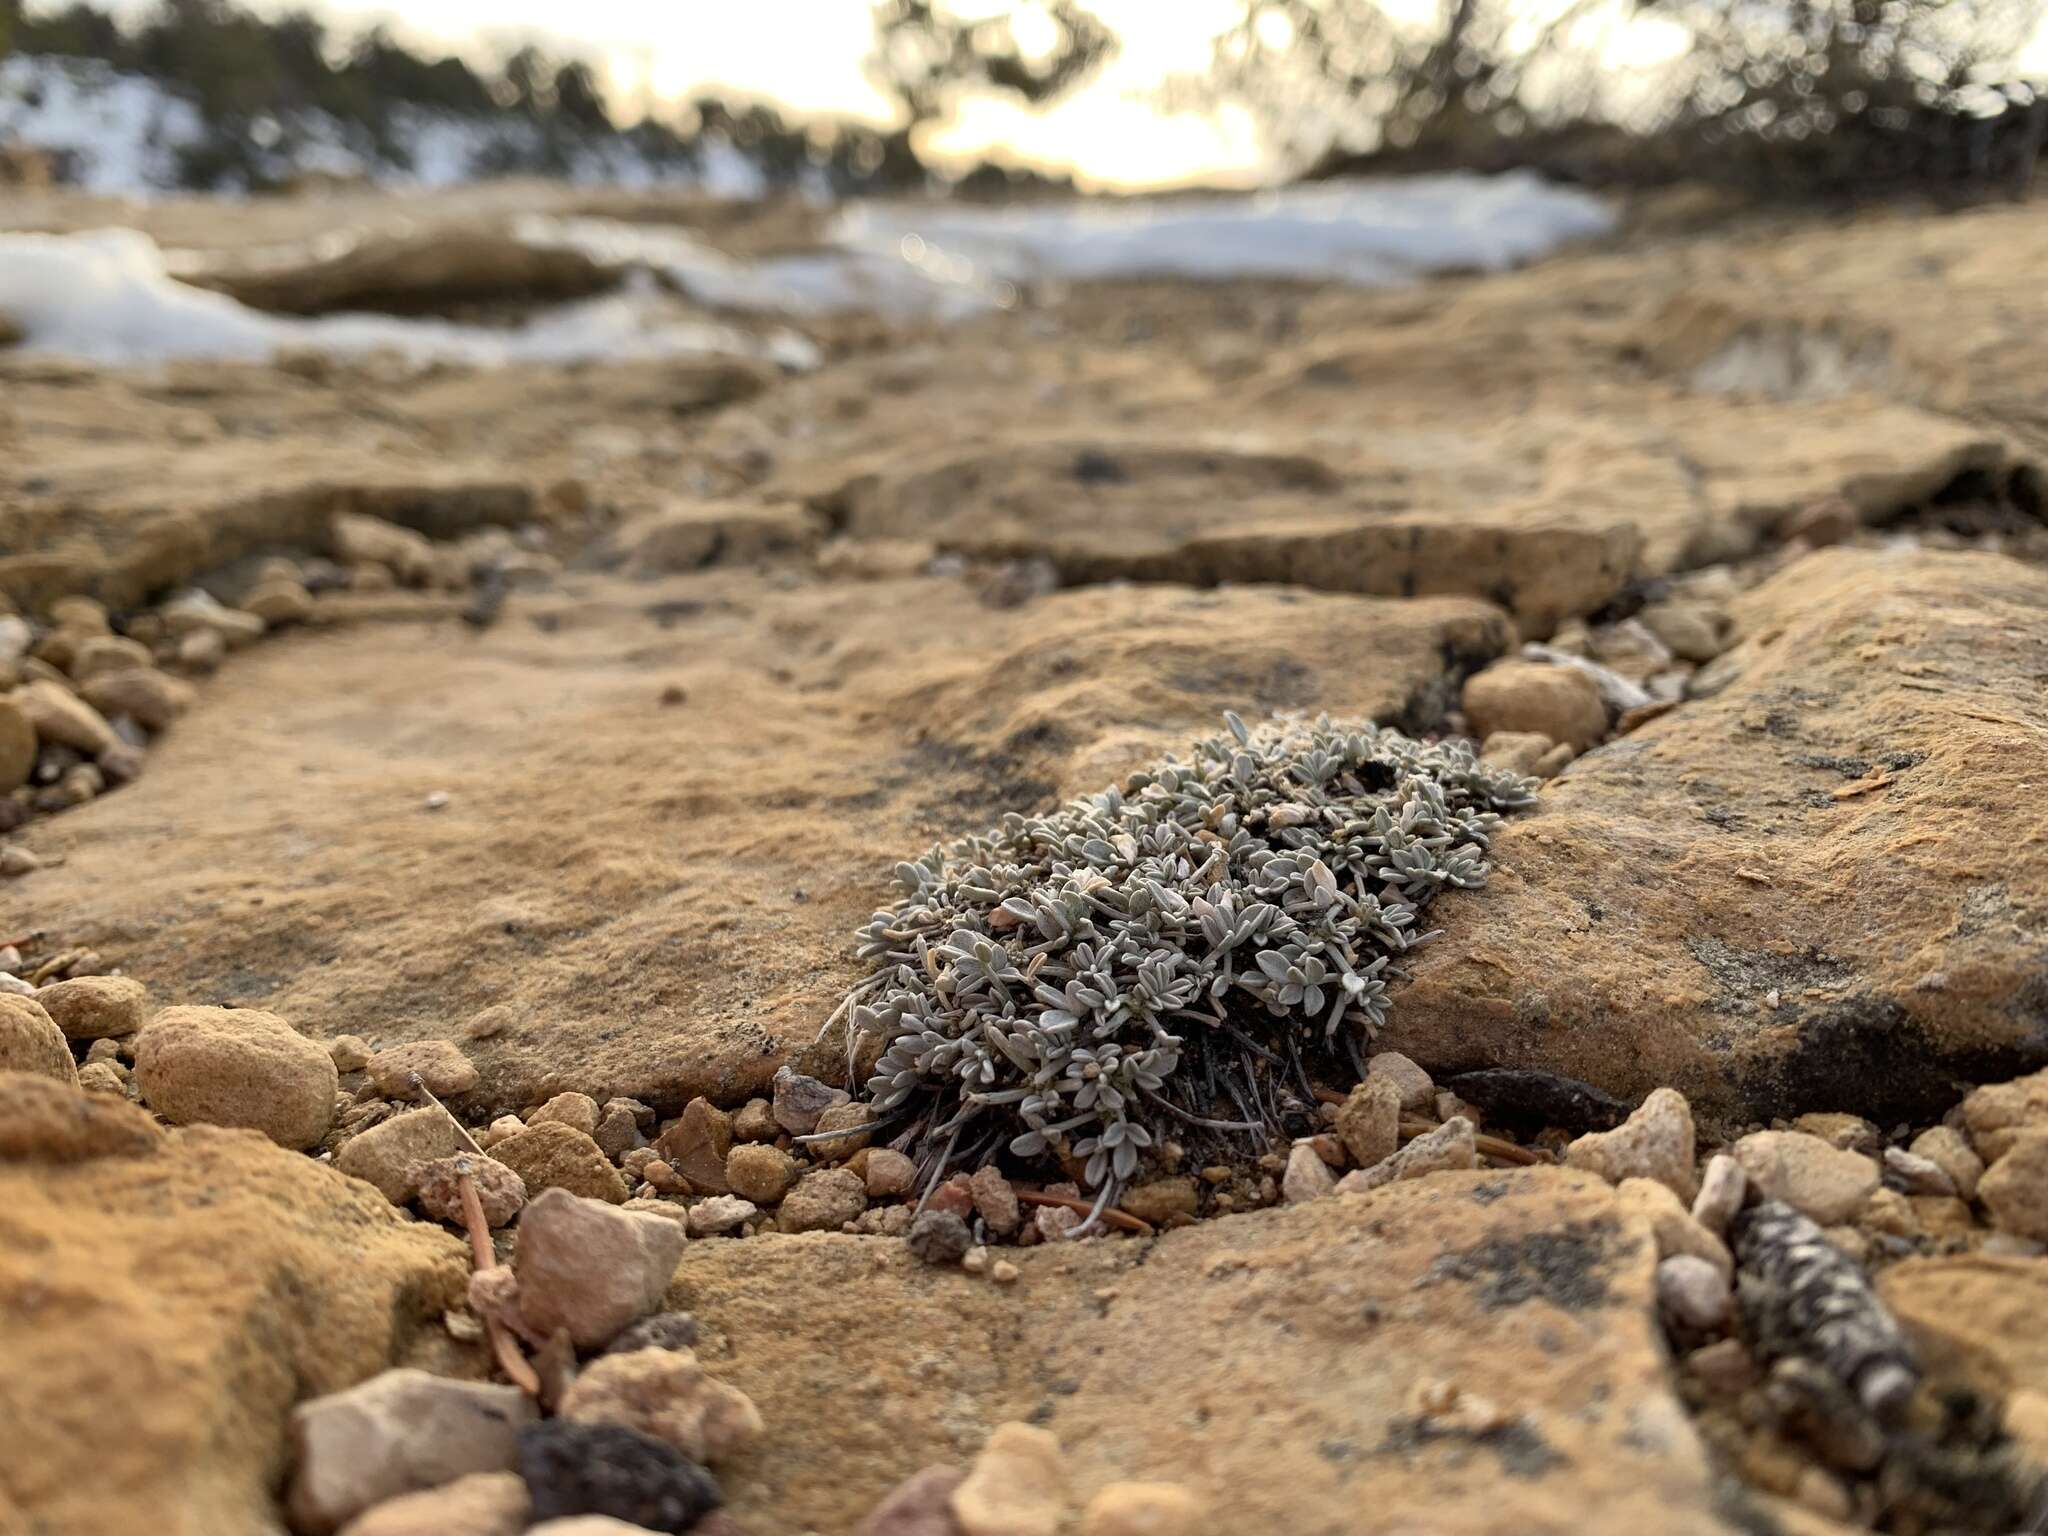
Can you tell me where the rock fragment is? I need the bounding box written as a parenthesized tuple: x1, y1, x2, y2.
(906, 1209, 974, 1265)
(772, 1064, 849, 1135)
(1334, 1075, 1400, 1169)
(33, 974, 148, 1040)
(778, 1167, 867, 1233)
(724, 1142, 795, 1204)
(367, 1040, 480, 1099)
(529, 1091, 602, 1137)
(132, 1005, 336, 1148)
(415, 1155, 527, 1228)
(286, 1367, 537, 1536)
(518, 1421, 721, 1535)
(1907, 1125, 1983, 1201)
(1731, 1131, 1878, 1226)
(337, 1107, 467, 1205)
(334, 1471, 529, 1536)
(1462, 660, 1608, 752)
(492, 1122, 629, 1204)
(1979, 1130, 2048, 1242)
(1690, 1154, 1746, 1236)
(1335, 1117, 1476, 1195)
(858, 1466, 967, 1536)
(1282, 1141, 1336, 1203)
(0, 1070, 161, 1160)
(558, 1347, 764, 1464)
(0, 994, 77, 1084)
(513, 1187, 690, 1349)
(1079, 1482, 1209, 1536)
(865, 1148, 918, 1198)
(655, 1099, 734, 1194)
(1364, 1051, 1436, 1112)
(1961, 1067, 2048, 1162)
(687, 1195, 758, 1236)
(951, 1422, 1065, 1536)
(1657, 1255, 1731, 1331)
(1563, 1088, 1697, 1202)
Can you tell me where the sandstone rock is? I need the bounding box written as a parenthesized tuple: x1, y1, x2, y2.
(655, 1098, 734, 1194)
(1480, 730, 1553, 776)
(330, 1034, 373, 1072)
(732, 1097, 779, 1142)
(725, 1141, 796, 1205)
(514, 1187, 690, 1349)
(0, 993, 77, 1084)
(1395, 551, 2048, 1122)
(1617, 1178, 1733, 1279)
(75, 1059, 129, 1094)
(1334, 1117, 1477, 1195)
(1879, 1255, 2048, 1400)
(1690, 1154, 1746, 1236)
(1638, 601, 1726, 664)
(414, 1154, 527, 1228)
(952, 1422, 1065, 1536)
(0, 1126, 466, 1535)
(688, 1195, 758, 1236)
(859, 1466, 967, 1536)
(809, 1100, 876, 1160)
(133, 1005, 337, 1148)
(1978, 1130, 2048, 1242)
(334, 1471, 529, 1536)
(772, 1065, 849, 1136)
(970, 1164, 1023, 1234)
(1282, 1141, 1336, 1203)
(367, 1039, 480, 1099)
(559, 1347, 765, 1464)
(21, 573, 1511, 1115)
(337, 1107, 467, 1205)
(1564, 1089, 1697, 1202)
(162, 593, 265, 646)
(1731, 1131, 1879, 1226)
(1080, 1482, 1209, 1536)
(492, 1122, 628, 1204)
(79, 666, 196, 732)
(780, 1167, 868, 1233)
(0, 1069, 161, 1160)
(0, 695, 34, 792)
(334, 513, 440, 587)
(1334, 1075, 1401, 1169)
(1962, 1067, 2048, 1163)
(1908, 1125, 1983, 1200)
(287, 1367, 537, 1535)
(624, 502, 821, 574)
(1462, 661, 1608, 753)
(529, 1090, 602, 1137)
(1365, 1051, 1436, 1112)
(1788, 1112, 1878, 1154)
(594, 1103, 644, 1162)
(35, 973, 150, 1040)
(14, 678, 117, 754)
(865, 1147, 918, 1198)
(1882, 1146, 1955, 1197)
(244, 579, 316, 626)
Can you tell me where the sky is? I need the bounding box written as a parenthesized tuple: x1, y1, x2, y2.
(250, 0, 1276, 189)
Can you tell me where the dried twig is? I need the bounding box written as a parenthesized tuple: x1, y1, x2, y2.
(1014, 1188, 1155, 1236)
(409, 1071, 485, 1155)
(455, 1158, 541, 1397)
(1399, 1114, 1551, 1167)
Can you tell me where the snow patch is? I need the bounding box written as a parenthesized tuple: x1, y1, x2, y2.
(0, 228, 813, 369)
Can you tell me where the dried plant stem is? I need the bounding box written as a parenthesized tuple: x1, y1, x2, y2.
(1015, 1188, 1155, 1236)
(456, 1162, 541, 1397)
(1398, 1114, 1550, 1167)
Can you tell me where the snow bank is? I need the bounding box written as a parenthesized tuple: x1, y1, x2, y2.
(834, 172, 1617, 289)
(0, 228, 813, 369)
(0, 173, 1610, 366)
(523, 172, 1613, 322)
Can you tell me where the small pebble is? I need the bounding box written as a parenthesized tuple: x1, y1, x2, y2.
(907, 1210, 974, 1266)
(1657, 1254, 1732, 1331)
(990, 1260, 1019, 1285)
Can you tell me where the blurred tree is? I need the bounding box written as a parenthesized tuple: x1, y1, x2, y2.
(866, 0, 1117, 123)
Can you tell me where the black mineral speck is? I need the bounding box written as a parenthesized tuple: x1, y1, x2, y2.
(604, 1310, 699, 1356)
(1423, 1219, 1621, 1312)
(905, 1209, 974, 1266)
(518, 1421, 721, 1533)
